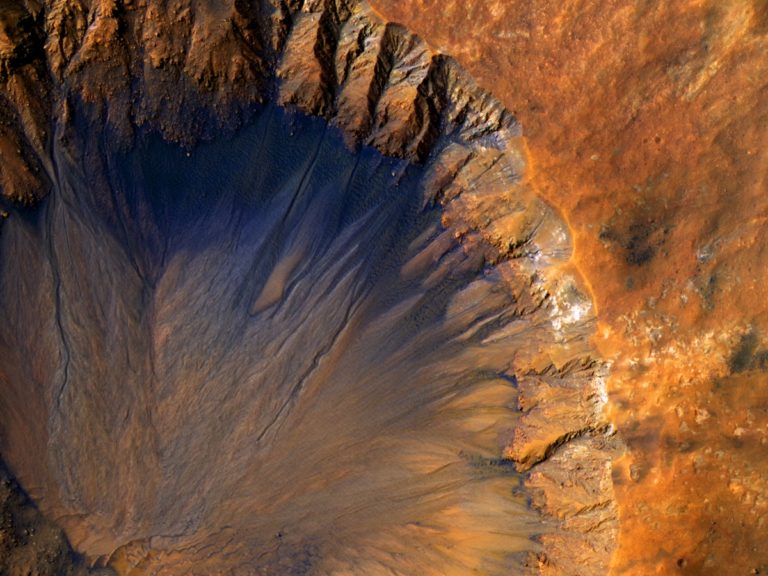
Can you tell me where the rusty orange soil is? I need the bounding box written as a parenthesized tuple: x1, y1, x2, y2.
(370, 1, 768, 573)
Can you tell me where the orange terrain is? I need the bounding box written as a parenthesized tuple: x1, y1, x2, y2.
(369, 1, 768, 574)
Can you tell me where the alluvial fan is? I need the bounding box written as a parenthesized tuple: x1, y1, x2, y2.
(0, 0, 618, 574)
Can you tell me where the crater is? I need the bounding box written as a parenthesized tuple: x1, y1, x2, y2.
(0, 0, 617, 574)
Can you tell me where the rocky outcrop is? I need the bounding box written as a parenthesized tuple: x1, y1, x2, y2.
(0, 0, 620, 574)
(0, 459, 105, 575)
(0, 0, 517, 196)
(0, 0, 51, 204)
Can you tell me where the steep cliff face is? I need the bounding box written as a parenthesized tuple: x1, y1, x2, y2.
(1, 0, 519, 189)
(0, 0, 617, 574)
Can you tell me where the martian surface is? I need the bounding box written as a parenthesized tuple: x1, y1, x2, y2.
(0, 0, 765, 575)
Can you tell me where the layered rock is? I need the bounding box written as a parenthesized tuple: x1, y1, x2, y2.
(0, 0, 619, 573)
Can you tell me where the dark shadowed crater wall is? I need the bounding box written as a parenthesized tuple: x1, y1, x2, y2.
(2, 103, 534, 574)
